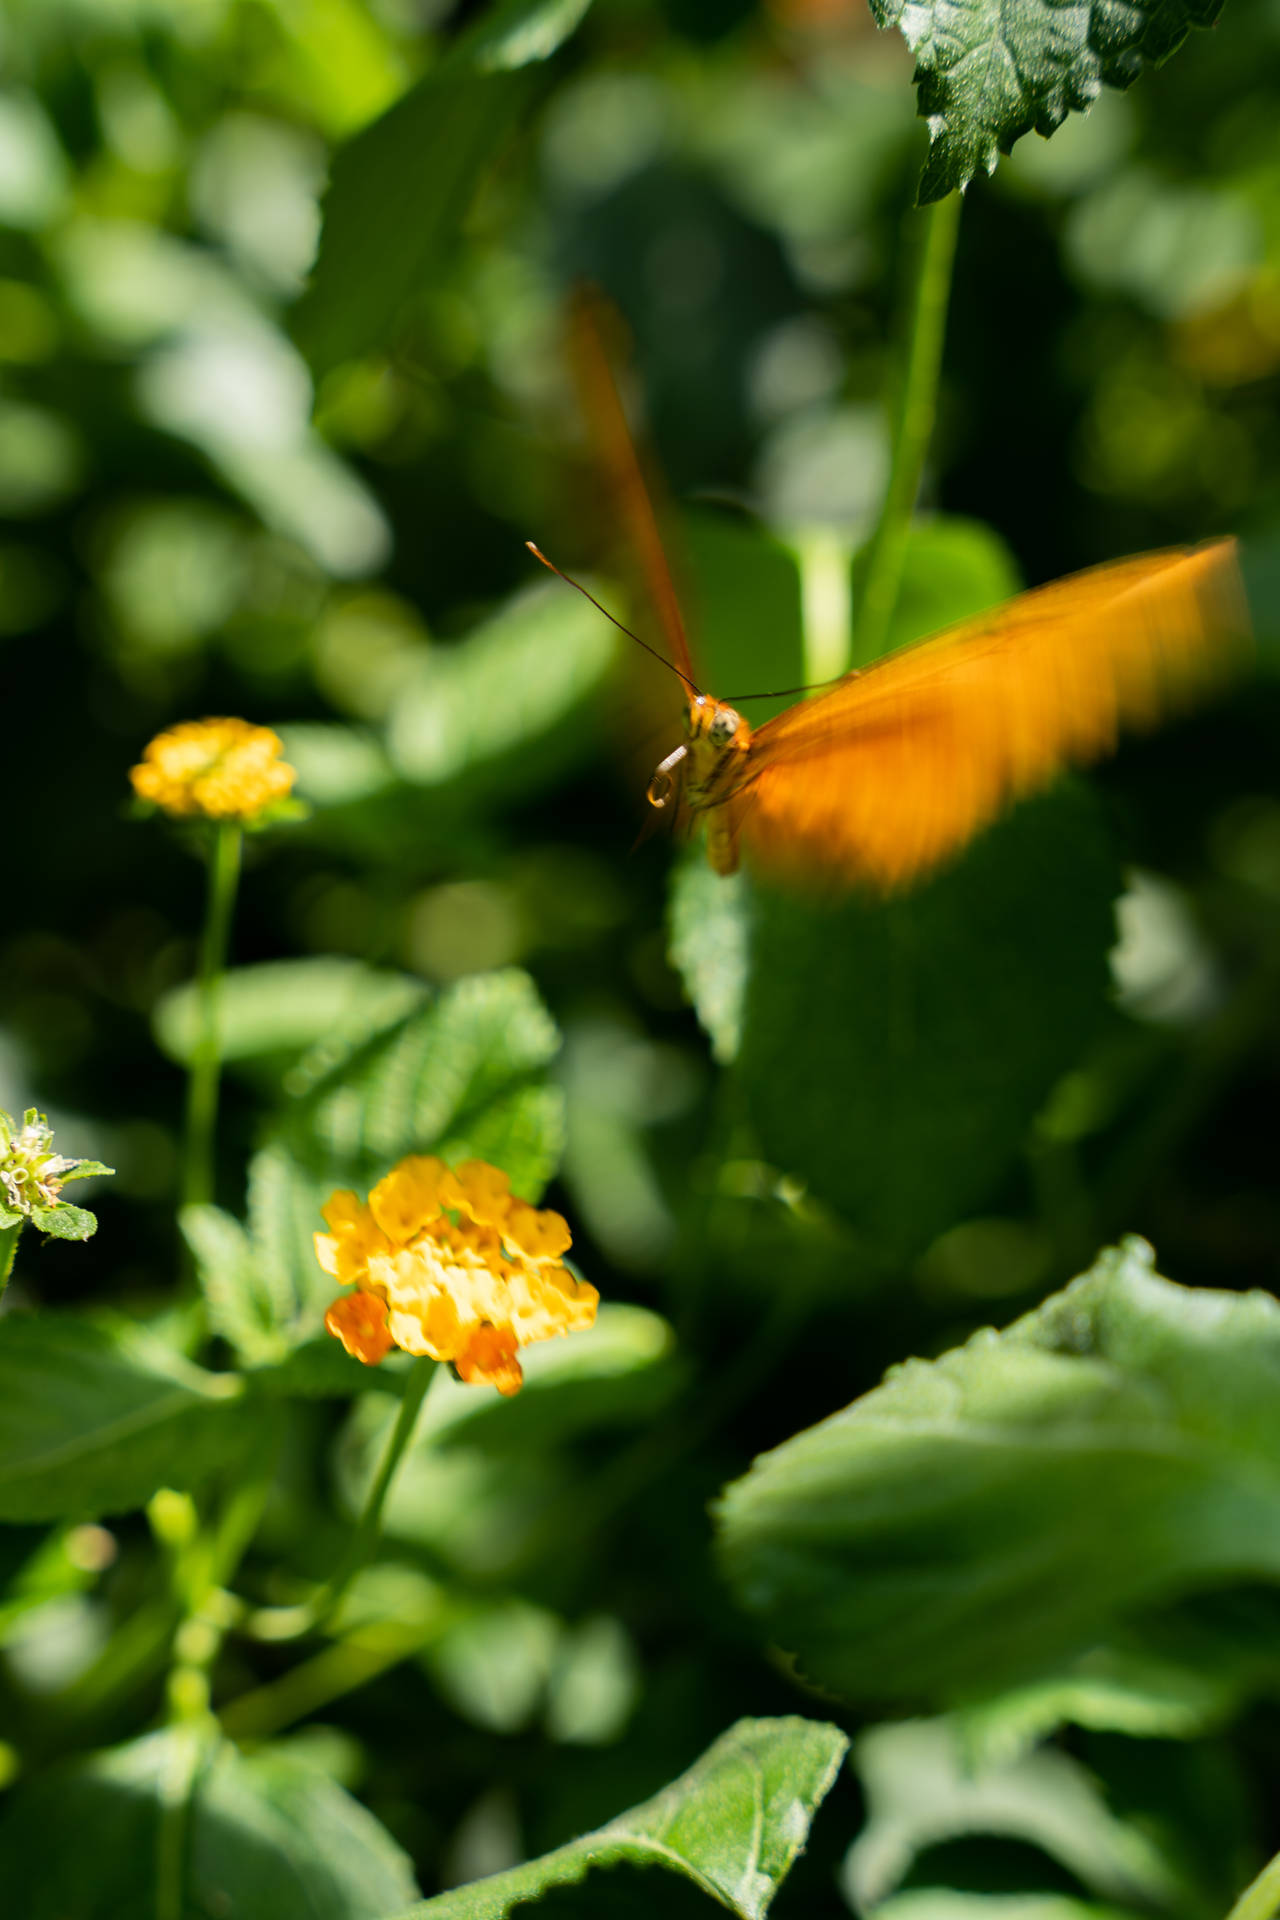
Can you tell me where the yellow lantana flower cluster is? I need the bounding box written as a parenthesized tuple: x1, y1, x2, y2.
(130, 718, 295, 822)
(317, 1156, 598, 1396)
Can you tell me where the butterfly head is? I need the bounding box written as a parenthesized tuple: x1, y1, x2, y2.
(647, 696, 752, 812)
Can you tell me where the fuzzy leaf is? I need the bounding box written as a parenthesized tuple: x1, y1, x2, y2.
(717, 1240, 1280, 1708)
(870, 0, 1226, 202)
(27, 1201, 98, 1240)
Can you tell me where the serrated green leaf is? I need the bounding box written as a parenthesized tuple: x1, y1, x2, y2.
(0, 1316, 248, 1521)
(399, 1716, 848, 1919)
(0, 1730, 419, 1918)
(285, 968, 563, 1197)
(153, 957, 422, 1070)
(717, 1240, 1280, 1708)
(294, 0, 597, 373)
(843, 1719, 1185, 1913)
(27, 1201, 97, 1240)
(869, 0, 1225, 202)
(736, 786, 1119, 1253)
(57, 1160, 115, 1184)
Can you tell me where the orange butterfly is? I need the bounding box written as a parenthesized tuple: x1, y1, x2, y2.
(534, 300, 1250, 893)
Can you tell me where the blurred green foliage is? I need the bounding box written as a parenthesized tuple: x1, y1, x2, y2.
(0, 0, 1279, 1915)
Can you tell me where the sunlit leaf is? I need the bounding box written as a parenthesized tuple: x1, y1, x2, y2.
(283, 967, 564, 1197)
(717, 1240, 1280, 1707)
(153, 957, 422, 1070)
(400, 1716, 848, 1918)
(0, 1317, 249, 1521)
(870, 0, 1227, 202)
(0, 1731, 419, 1918)
(385, 584, 615, 798)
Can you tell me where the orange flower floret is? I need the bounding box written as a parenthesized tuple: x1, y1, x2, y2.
(130, 718, 296, 822)
(315, 1154, 597, 1395)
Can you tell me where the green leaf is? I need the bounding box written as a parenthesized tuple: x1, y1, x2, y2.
(843, 1719, 1185, 1913)
(294, 0, 597, 373)
(869, 0, 1226, 203)
(181, 1202, 283, 1364)
(669, 856, 749, 1065)
(28, 1200, 98, 1240)
(399, 1716, 848, 1918)
(385, 583, 615, 799)
(735, 785, 1119, 1253)
(0, 1316, 248, 1520)
(717, 1239, 1280, 1708)
(152, 957, 423, 1069)
(0, 1730, 420, 1918)
(284, 967, 564, 1197)
(57, 1160, 115, 1184)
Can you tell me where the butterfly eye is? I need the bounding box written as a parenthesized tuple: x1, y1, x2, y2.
(709, 707, 740, 745)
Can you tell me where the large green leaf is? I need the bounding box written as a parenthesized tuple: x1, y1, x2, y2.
(844, 1718, 1186, 1913)
(0, 1731, 419, 1918)
(398, 1716, 848, 1918)
(0, 1316, 248, 1521)
(717, 1240, 1280, 1708)
(870, 0, 1226, 203)
(294, 0, 597, 372)
(734, 784, 1119, 1253)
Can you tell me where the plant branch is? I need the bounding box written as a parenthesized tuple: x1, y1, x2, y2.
(183, 822, 242, 1211)
(856, 190, 963, 666)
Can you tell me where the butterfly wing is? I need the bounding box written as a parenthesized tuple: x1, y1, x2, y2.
(567, 287, 698, 696)
(730, 540, 1249, 890)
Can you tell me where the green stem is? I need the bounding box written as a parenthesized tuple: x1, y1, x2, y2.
(312, 1358, 435, 1625)
(182, 822, 242, 1210)
(856, 190, 963, 667)
(0, 1221, 20, 1302)
(1225, 1851, 1280, 1920)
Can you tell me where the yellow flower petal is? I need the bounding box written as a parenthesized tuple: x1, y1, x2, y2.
(369, 1155, 460, 1246)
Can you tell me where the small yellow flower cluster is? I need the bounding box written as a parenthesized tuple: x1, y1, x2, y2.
(130, 718, 295, 822)
(317, 1156, 598, 1395)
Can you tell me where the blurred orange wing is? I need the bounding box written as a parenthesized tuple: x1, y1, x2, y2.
(567, 287, 698, 695)
(732, 540, 1249, 891)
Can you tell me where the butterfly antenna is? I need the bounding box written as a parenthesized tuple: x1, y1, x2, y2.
(526, 542, 701, 697)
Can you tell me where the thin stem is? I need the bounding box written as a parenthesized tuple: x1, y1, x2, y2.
(1225, 1850, 1280, 1920)
(0, 1222, 20, 1302)
(182, 822, 242, 1211)
(856, 190, 963, 667)
(312, 1358, 435, 1625)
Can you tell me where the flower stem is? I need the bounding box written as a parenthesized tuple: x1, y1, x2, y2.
(0, 1222, 20, 1303)
(183, 822, 242, 1210)
(313, 1358, 435, 1625)
(1225, 1851, 1280, 1920)
(855, 189, 963, 667)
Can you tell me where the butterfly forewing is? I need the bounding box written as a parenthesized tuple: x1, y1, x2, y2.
(732, 540, 1248, 890)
